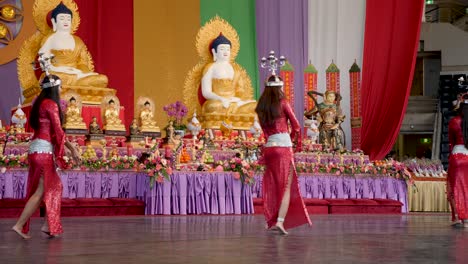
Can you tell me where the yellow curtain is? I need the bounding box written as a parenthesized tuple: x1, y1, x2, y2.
(134, 1, 200, 131)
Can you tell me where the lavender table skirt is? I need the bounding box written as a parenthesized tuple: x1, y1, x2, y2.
(0, 170, 254, 215)
(136, 172, 253, 215)
(252, 173, 408, 213)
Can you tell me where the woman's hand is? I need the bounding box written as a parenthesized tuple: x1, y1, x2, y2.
(65, 141, 82, 166)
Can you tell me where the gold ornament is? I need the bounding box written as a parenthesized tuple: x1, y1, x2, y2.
(1, 5, 15, 20)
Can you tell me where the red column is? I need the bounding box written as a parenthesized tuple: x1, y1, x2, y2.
(280, 61, 295, 106)
(304, 62, 318, 111)
(349, 60, 362, 150)
(326, 60, 340, 93)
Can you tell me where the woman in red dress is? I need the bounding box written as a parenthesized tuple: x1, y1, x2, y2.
(11, 75, 80, 239)
(448, 92, 468, 228)
(255, 74, 312, 235)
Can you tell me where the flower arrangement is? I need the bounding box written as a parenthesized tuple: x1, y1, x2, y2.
(139, 154, 172, 188)
(163, 101, 188, 130)
(0, 154, 28, 170)
(403, 158, 446, 178)
(294, 159, 412, 181)
(222, 156, 255, 184)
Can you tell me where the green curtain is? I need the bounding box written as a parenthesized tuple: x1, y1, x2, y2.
(200, 0, 259, 99)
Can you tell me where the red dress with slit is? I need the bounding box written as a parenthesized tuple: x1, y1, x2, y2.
(447, 115, 468, 221)
(22, 99, 65, 235)
(260, 99, 312, 229)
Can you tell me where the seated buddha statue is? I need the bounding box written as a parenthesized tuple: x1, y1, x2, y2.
(139, 101, 160, 132)
(184, 17, 257, 130)
(305, 90, 346, 151)
(103, 99, 125, 131)
(38, 2, 108, 88)
(200, 34, 256, 128)
(64, 97, 86, 130)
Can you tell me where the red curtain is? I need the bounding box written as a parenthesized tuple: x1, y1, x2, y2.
(360, 0, 424, 160)
(74, 0, 134, 127)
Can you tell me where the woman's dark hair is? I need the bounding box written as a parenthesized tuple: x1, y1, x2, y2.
(30, 75, 63, 131)
(255, 76, 285, 126)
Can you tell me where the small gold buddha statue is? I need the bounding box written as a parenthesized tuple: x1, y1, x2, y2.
(63, 96, 87, 130)
(103, 99, 125, 132)
(138, 100, 160, 133)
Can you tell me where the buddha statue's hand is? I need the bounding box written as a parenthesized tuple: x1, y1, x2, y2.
(50, 65, 82, 74)
(221, 98, 230, 108)
(76, 72, 98, 80)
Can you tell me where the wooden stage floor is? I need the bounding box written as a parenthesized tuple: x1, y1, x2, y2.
(1, 214, 467, 264)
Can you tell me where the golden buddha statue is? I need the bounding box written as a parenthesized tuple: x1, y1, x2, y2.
(18, 0, 115, 104)
(137, 97, 160, 133)
(102, 96, 125, 132)
(63, 93, 87, 130)
(184, 16, 256, 130)
(305, 90, 346, 151)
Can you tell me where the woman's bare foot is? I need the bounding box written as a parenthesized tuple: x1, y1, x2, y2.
(11, 226, 31, 240)
(275, 222, 288, 235)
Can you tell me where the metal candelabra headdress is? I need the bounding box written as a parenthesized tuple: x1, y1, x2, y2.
(260, 50, 286, 76)
(31, 53, 55, 76)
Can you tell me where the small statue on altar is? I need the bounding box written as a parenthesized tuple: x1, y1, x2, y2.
(167, 120, 175, 140)
(109, 146, 119, 159)
(0, 120, 5, 133)
(219, 118, 233, 138)
(187, 112, 202, 139)
(63, 94, 87, 130)
(89, 116, 103, 134)
(102, 96, 125, 131)
(129, 118, 140, 135)
(305, 118, 319, 144)
(305, 90, 346, 151)
(11, 102, 27, 133)
(249, 116, 262, 139)
(137, 97, 160, 133)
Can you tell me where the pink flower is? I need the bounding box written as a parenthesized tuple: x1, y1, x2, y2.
(0, 167, 6, 173)
(233, 172, 241, 179)
(231, 164, 236, 169)
(156, 175, 164, 183)
(148, 170, 154, 176)
(166, 167, 173, 175)
(156, 164, 162, 171)
(335, 171, 341, 175)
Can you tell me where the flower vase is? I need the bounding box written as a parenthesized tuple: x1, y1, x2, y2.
(174, 129, 185, 138)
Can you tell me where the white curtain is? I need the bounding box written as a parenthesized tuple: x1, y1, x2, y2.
(308, 0, 366, 149)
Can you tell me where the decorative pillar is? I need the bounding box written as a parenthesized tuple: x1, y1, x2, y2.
(280, 61, 295, 106)
(349, 60, 362, 150)
(304, 62, 318, 111)
(326, 60, 340, 93)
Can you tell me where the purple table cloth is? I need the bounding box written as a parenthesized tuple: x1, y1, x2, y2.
(136, 171, 253, 215)
(253, 173, 408, 213)
(0, 170, 254, 215)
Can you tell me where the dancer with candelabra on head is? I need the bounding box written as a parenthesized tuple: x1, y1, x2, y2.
(11, 54, 81, 239)
(255, 51, 311, 235)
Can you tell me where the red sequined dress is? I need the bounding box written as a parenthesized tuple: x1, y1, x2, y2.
(22, 99, 65, 235)
(448, 115, 468, 221)
(260, 99, 312, 229)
